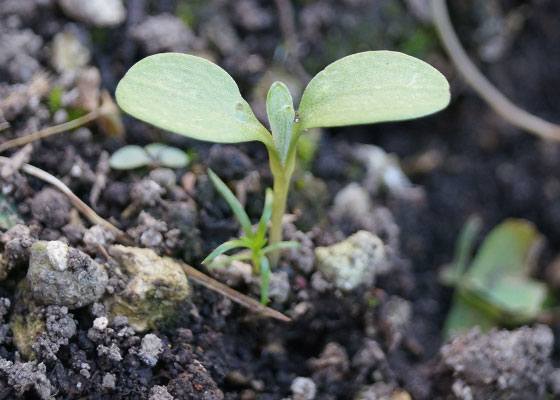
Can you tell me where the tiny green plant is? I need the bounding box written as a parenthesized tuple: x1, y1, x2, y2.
(203, 169, 299, 305)
(116, 51, 450, 262)
(109, 143, 190, 170)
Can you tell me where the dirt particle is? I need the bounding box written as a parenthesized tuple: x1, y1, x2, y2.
(31, 188, 71, 229)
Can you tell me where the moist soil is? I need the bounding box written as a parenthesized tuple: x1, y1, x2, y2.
(1, 0, 560, 399)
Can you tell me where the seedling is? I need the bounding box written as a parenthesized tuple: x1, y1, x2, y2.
(116, 51, 450, 261)
(109, 143, 190, 170)
(203, 169, 298, 305)
(442, 218, 550, 337)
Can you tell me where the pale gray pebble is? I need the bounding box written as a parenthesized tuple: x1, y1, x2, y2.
(131, 179, 164, 207)
(97, 343, 122, 362)
(138, 334, 163, 367)
(0, 359, 53, 399)
(102, 373, 116, 390)
(93, 316, 108, 331)
(149, 385, 173, 400)
(57, 0, 126, 27)
(291, 377, 317, 400)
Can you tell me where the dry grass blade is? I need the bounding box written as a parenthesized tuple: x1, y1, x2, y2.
(180, 263, 291, 323)
(0, 156, 291, 322)
(431, 0, 560, 141)
(0, 110, 101, 153)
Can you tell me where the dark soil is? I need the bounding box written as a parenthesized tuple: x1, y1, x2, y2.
(1, 0, 560, 399)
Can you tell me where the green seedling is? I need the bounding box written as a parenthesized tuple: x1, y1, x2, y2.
(109, 143, 190, 170)
(116, 51, 450, 262)
(442, 218, 550, 337)
(202, 169, 299, 305)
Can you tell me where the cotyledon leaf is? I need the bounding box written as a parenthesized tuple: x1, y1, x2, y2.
(267, 82, 295, 165)
(116, 53, 272, 147)
(297, 51, 450, 130)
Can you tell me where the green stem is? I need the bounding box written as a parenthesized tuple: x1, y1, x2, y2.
(267, 145, 296, 267)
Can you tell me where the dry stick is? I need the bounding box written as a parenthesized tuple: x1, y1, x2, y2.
(430, 0, 560, 142)
(0, 156, 291, 322)
(0, 109, 102, 153)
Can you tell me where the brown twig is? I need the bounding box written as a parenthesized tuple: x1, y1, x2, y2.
(0, 155, 132, 244)
(0, 109, 101, 153)
(0, 156, 291, 322)
(430, 0, 560, 141)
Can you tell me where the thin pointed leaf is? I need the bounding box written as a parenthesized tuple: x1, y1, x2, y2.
(260, 255, 270, 305)
(267, 82, 295, 165)
(298, 51, 450, 130)
(202, 240, 247, 264)
(261, 241, 300, 254)
(116, 53, 273, 147)
(208, 251, 253, 268)
(207, 169, 254, 238)
(256, 188, 274, 243)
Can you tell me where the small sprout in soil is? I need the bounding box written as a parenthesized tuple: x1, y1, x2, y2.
(202, 169, 299, 305)
(109, 143, 190, 170)
(442, 218, 550, 337)
(116, 51, 450, 262)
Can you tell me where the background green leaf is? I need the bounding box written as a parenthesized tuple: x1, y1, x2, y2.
(298, 51, 450, 130)
(109, 145, 152, 170)
(116, 53, 272, 146)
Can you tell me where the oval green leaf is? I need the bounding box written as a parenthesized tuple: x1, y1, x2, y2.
(157, 146, 190, 168)
(145, 142, 168, 159)
(298, 51, 450, 130)
(116, 53, 272, 146)
(109, 145, 152, 170)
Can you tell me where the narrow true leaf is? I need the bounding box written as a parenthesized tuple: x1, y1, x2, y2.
(202, 239, 247, 264)
(260, 255, 270, 305)
(208, 251, 253, 268)
(298, 51, 450, 130)
(267, 82, 295, 165)
(116, 53, 273, 147)
(207, 169, 254, 238)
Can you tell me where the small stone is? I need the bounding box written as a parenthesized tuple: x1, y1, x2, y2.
(267, 271, 291, 304)
(57, 0, 126, 27)
(138, 334, 163, 367)
(27, 241, 108, 309)
(104, 245, 191, 331)
(437, 325, 553, 399)
(46, 241, 69, 271)
(149, 168, 176, 192)
(93, 316, 108, 331)
(83, 225, 115, 253)
(315, 231, 389, 292)
(131, 179, 164, 207)
(132, 14, 199, 54)
(97, 343, 122, 362)
(102, 373, 116, 390)
(31, 188, 71, 229)
(291, 377, 317, 400)
(51, 30, 91, 72)
(149, 385, 173, 400)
